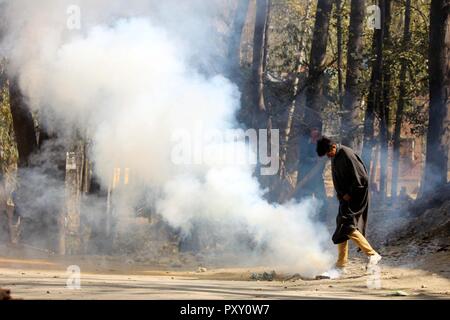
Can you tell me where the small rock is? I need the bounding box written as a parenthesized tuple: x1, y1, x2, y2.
(197, 267, 207, 273)
(421, 285, 427, 289)
(250, 271, 276, 281)
(46, 291, 50, 294)
(329, 285, 333, 288)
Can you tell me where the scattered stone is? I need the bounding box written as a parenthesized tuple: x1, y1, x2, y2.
(250, 271, 276, 281)
(421, 285, 427, 288)
(197, 267, 207, 273)
(283, 273, 303, 282)
(46, 291, 50, 294)
(389, 290, 409, 296)
(329, 285, 333, 288)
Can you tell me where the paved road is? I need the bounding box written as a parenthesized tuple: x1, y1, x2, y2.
(2, 267, 447, 300)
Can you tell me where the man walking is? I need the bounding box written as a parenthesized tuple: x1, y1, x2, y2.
(316, 137, 381, 274)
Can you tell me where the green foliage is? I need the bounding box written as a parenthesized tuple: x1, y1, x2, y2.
(267, 0, 314, 76)
(263, 0, 430, 139)
(0, 63, 18, 174)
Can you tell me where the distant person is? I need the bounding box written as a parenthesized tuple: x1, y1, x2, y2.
(316, 137, 381, 276)
(296, 128, 327, 221)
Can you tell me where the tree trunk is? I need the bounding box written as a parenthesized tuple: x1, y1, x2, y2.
(8, 78, 37, 167)
(423, 0, 450, 191)
(391, 0, 411, 200)
(227, 0, 250, 83)
(294, 0, 333, 200)
(379, 0, 392, 199)
(362, 2, 384, 175)
(251, 0, 270, 129)
(303, 0, 334, 131)
(336, 0, 344, 108)
(7, 77, 38, 245)
(341, 0, 366, 148)
(279, 0, 312, 183)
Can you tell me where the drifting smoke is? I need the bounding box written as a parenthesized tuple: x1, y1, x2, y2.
(0, 0, 333, 275)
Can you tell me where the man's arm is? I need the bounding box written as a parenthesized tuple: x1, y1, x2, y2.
(344, 151, 367, 198)
(283, 157, 327, 202)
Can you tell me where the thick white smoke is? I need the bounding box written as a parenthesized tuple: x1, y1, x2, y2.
(1, 0, 333, 276)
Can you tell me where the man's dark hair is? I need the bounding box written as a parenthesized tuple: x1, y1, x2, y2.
(316, 136, 333, 157)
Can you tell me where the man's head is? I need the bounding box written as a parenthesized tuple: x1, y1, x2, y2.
(310, 127, 320, 143)
(316, 137, 337, 158)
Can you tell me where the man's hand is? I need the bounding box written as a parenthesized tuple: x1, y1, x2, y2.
(342, 194, 351, 202)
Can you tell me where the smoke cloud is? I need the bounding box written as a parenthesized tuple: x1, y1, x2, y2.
(0, 0, 333, 276)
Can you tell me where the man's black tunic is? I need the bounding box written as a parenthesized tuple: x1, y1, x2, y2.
(331, 144, 369, 244)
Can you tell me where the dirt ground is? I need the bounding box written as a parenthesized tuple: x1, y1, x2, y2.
(0, 246, 449, 300)
(1, 196, 449, 300)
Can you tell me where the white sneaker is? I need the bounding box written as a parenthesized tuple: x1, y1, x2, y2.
(367, 254, 382, 270)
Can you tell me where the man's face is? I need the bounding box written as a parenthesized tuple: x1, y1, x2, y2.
(326, 144, 337, 158)
(310, 129, 320, 143)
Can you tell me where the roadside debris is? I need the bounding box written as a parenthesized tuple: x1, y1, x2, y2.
(250, 271, 276, 281)
(283, 273, 303, 282)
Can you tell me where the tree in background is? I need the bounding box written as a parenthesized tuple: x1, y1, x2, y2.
(227, 0, 251, 84)
(362, 0, 384, 181)
(296, 0, 333, 195)
(8, 78, 37, 168)
(378, 0, 392, 199)
(423, 0, 449, 191)
(251, 0, 270, 129)
(341, 0, 366, 148)
(303, 0, 334, 132)
(391, 0, 412, 200)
